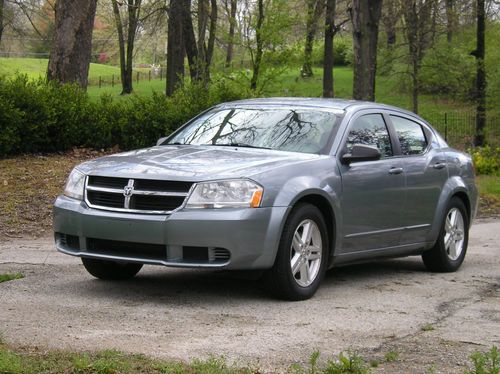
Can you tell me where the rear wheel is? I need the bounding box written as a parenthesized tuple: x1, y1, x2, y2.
(264, 203, 329, 301)
(81, 258, 143, 280)
(422, 197, 469, 272)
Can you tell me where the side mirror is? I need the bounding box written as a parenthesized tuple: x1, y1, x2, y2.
(156, 137, 168, 146)
(341, 144, 381, 164)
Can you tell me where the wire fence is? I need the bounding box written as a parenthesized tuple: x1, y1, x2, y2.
(87, 67, 165, 88)
(423, 111, 499, 149)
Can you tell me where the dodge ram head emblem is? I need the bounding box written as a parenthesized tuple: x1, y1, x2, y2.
(123, 185, 134, 197)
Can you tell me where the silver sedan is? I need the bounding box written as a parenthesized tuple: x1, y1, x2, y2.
(54, 98, 478, 300)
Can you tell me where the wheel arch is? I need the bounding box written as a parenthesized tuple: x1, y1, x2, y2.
(428, 176, 473, 244)
(288, 192, 338, 267)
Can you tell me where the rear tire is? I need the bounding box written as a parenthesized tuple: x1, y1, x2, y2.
(264, 203, 329, 301)
(81, 258, 143, 280)
(422, 197, 469, 272)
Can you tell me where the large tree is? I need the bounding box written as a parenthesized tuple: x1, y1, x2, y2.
(350, 0, 383, 101)
(224, 0, 237, 68)
(166, 0, 185, 96)
(402, 0, 435, 114)
(195, 0, 217, 83)
(0, 0, 4, 46)
(473, 0, 486, 146)
(301, 0, 324, 78)
(47, 0, 97, 89)
(111, 0, 142, 95)
(322, 0, 336, 97)
(250, 0, 264, 90)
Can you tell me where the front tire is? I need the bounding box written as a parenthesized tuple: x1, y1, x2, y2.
(264, 203, 329, 301)
(81, 258, 143, 280)
(422, 197, 469, 272)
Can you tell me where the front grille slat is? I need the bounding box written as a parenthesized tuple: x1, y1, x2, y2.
(85, 176, 193, 214)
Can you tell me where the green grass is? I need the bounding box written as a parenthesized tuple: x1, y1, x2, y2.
(477, 175, 500, 197)
(384, 350, 399, 363)
(0, 58, 474, 113)
(0, 57, 148, 83)
(0, 345, 374, 374)
(0, 273, 23, 283)
(421, 324, 435, 332)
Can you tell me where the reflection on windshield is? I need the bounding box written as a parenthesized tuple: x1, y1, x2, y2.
(167, 108, 338, 154)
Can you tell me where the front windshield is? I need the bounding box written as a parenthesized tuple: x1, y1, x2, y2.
(166, 107, 339, 154)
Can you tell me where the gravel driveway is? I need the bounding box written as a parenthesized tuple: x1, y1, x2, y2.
(0, 220, 499, 373)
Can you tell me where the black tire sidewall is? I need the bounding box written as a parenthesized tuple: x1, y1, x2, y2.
(272, 203, 329, 300)
(427, 197, 469, 272)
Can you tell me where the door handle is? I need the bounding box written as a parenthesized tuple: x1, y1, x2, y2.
(432, 162, 446, 170)
(389, 167, 404, 175)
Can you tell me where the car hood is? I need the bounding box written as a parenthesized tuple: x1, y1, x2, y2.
(77, 145, 322, 181)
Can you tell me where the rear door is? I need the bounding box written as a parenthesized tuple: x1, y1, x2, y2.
(387, 114, 448, 244)
(338, 111, 406, 253)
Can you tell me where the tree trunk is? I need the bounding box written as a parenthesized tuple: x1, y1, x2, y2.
(0, 0, 5, 46)
(111, 0, 141, 95)
(166, 0, 185, 96)
(301, 0, 324, 78)
(204, 0, 217, 81)
(197, 0, 208, 70)
(474, 0, 486, 146)
(351, 0, 383, 101)
(323, 0, 336, 98)
(111, 0, 127, 93)
(183, 1, 200, 81)
(445, 0, 455, 43)
(250, 0, 264, 91)
(124, 0, 141, 94)
(225, 0, 237, 68)
(47, 0, 97, 89)
(382, 0, 398, 47)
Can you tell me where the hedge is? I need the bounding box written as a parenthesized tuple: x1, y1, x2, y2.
(0, 75, 247, 156)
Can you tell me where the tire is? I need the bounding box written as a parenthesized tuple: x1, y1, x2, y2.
(81, 258, 143, 280)
(264, 203, 329, 301)
(422, 197, 469, 272)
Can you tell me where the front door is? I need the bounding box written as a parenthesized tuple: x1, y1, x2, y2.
(338, 112, 406, 253)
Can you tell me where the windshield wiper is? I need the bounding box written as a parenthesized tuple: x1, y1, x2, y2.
(212, 143, 271, 150)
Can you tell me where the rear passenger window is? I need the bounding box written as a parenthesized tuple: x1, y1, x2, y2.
(346, 114, 392, 157)
(390, 115, 428, 155)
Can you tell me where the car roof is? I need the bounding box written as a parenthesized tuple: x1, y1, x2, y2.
(217, 97, 421, 119)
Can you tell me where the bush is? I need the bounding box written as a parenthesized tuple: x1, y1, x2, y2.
(0, 75, 246, 156)
(469, 146, 500, 176)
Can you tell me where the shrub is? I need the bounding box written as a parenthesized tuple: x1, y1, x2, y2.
(0, 75, 246, 156)
(469, 146, 500, 176)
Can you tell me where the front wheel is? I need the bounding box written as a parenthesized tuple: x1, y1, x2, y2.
(82, 258, 143, 280)
(422, 197, 469, 272)
(264, 203, 329, 301)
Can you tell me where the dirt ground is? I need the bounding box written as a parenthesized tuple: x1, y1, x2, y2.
(0, 220, 498, 373)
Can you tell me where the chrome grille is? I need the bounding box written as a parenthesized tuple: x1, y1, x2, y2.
(85, 176, 194, 214)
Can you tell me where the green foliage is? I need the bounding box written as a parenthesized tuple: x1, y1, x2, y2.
(0, 75, 246, 156)
(324, 351, 371, 374)
(0, 348, 24, 374)
(384, 351, 399, 363)
(469, 146, 500, 176)
(419, 41, 476, 100)
(291, 351, 371, 374)
(421, 324, 435, 331)
(0, 273, 24, 283)
(465, 346, 499, 374)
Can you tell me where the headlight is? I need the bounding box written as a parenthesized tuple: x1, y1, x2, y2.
(185, 179, 263, 209)
(64, 168, 85, 200)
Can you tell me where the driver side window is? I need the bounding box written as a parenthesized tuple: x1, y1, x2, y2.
(346, 114, 393, 158)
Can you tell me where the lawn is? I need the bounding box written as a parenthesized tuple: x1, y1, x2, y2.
(0, 57, 148, 83)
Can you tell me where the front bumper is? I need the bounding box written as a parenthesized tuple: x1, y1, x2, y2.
(53, 195, 288, 270)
